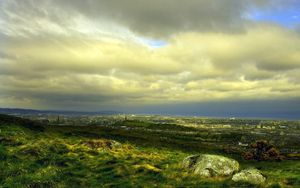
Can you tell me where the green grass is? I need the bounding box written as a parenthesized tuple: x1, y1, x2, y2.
(0, 116, 299, 187)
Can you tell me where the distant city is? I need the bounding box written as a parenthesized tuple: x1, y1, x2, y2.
(1, 107, 299, 133)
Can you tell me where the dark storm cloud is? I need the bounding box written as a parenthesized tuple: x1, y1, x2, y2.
(51, 0, 300, 37)
(1, 0, 278, 37)
(51, 0, 253, 37)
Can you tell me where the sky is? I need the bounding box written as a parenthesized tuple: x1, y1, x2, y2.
(0, 0, 300, 118)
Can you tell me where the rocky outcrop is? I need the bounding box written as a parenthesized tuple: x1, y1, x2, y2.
(182, 154, 239, 177)
(232, 168, 266, 185)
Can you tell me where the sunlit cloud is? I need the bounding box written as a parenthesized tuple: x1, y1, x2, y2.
(0, 0, 299, 115)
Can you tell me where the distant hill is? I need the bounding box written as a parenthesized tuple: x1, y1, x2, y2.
(0, 114, 44, 131)
(0, 108, 122, 116)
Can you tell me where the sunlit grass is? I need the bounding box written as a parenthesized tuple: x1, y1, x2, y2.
(0, 120, 299, 187)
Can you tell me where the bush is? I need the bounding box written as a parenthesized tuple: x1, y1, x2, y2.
(243, 140, 283, 161)
(0, 145, 8, 160)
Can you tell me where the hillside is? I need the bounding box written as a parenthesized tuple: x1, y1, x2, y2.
(0, 114, 299, 187)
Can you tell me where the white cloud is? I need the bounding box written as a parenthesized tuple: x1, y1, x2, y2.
(0, 0, 299, 110)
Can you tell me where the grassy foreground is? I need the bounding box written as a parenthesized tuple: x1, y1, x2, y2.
(0, 115, 299, 187)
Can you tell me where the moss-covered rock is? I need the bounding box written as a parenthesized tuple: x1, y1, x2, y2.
(232, 168, 266, 185)
(183, 154, 239, 177)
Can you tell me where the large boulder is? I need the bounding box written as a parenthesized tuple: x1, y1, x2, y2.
(182, 154, 239, 177)
(232, 168, 266, 185)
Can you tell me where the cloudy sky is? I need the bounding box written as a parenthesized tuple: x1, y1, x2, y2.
(0, 0, 300, 118)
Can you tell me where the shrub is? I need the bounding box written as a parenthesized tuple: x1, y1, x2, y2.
(243, 140, 283, 161)
(0, 145, 8, 160)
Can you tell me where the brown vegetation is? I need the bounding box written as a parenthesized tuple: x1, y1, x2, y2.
(243, 140, 283, 161)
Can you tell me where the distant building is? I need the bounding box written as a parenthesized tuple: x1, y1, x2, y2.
(279, 125, 287, 129)
(40, 119, 50, 124)
(223, 124, 232, 128)
(238, 142, 248, 147)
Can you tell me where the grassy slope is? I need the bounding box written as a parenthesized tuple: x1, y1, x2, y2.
(0, 115, 299, 187)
